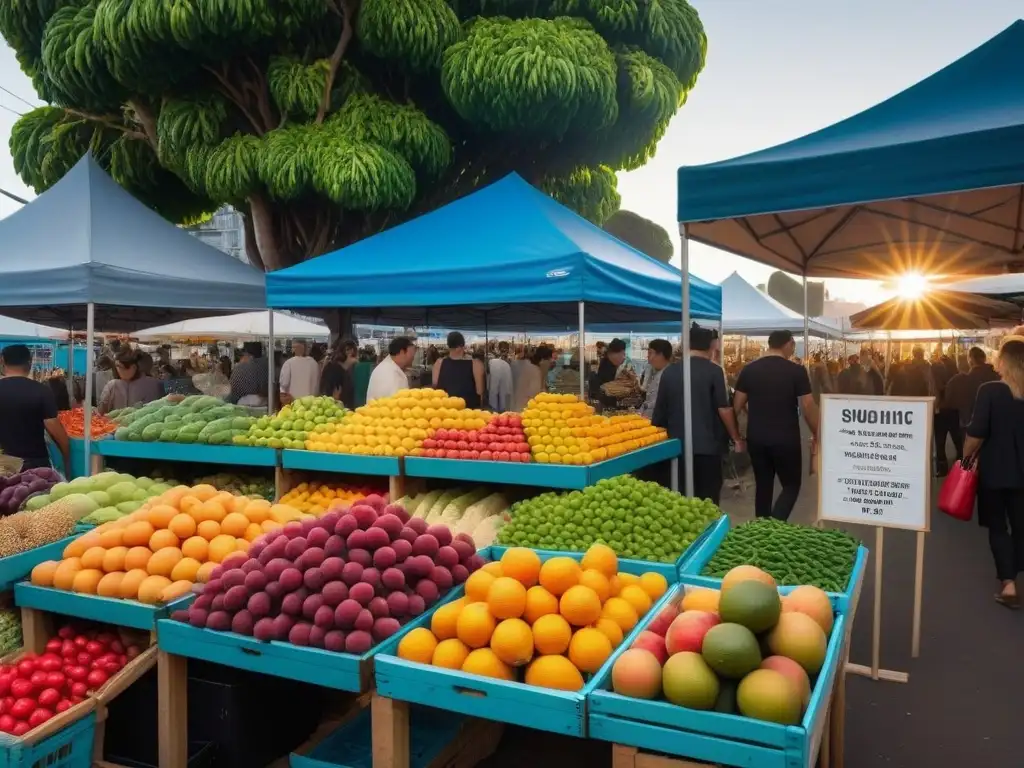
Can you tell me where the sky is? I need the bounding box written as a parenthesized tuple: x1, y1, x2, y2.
(0, 1, 1020, 304)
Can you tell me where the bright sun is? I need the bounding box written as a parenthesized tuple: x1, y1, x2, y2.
(896, 272, 929, 299)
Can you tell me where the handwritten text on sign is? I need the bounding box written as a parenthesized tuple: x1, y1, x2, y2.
(819, 396, 931, 531)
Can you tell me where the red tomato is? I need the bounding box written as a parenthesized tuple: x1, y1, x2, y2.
(55, 700, 71, 713)
(3, 696, 15, 712)
(109, 640, 125, 655)
(15, 660, 36, 679)
(65, 667, 87, 683)
(480, 451, 493, 461)
(44, 672, 65, 690)
(11, 721, 29, 736)
(519, 452, 531, 463)
(76, 653, 92, 667)
(38, 655, 62, 673)
(27, 709, 52, 729)
(0, 714, 14, 732)
(44, 639, 62, 654)
(86, 670, 109, 689)
(61, 641, 76, 659)
(445, 450, 459, 459)
(85, 641, 104, 657)
(0, 674, 13, 697)
(9, 679, 34, 699)
(96, 632, 117, 646)
(73, 636, 88, 649)
(497, 451, 511, 462)
(10, 698, 34, 720)
(70, 682, 87, 699)
(458, 450, 472, 460)
(57, 626, 74, 641)
(29, 672, 47, 688)
(36, 689, 60, 709)
(422, 439, 436, 450)
(100, 660, 121, 674)
(125, 647, 141, 660)
(469, 451, 480, 459)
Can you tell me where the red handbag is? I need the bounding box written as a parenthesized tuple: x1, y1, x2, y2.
(938, 457, 978, 521)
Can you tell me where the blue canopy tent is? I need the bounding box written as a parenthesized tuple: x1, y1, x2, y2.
(671, 20, 1024, 496)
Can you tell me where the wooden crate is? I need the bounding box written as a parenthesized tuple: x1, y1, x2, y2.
(613, 746, 719, 768)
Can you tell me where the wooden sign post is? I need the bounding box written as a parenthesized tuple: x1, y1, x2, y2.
(816, 394, 933, 684)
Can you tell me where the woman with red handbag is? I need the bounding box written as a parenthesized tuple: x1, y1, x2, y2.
(962, 337, 1024, 609)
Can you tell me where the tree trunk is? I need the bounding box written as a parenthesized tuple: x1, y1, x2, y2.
(247, 193, 287, 270)
(324, 308, 355, 349)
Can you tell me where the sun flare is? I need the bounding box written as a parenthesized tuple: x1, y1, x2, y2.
(896, 272, 929, 300)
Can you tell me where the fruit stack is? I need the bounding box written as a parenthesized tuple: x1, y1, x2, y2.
(415, 413, 530, 462)
(522, 393, 667, 465)
(395, 545, 667, 691)
(610, 566, 834, 725)
(172, 495, 485, 654)
(278, 482, 388, 516)
(235, 396, 349, 449)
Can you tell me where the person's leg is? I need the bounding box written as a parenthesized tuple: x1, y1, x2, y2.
(933, 412, 950, 475)
(980, 489, 1017, 603)
(771, 443, 803, 521)
(950, 418, 965, 462)
(692, 454, 724, 505)
(747, 443, 776, 518)
(1010, 491, 1024, 584)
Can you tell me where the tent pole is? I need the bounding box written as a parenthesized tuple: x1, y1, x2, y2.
(268, 310, 275, 411)
(885, 333, 892, 379)
(83, 304, 95, 477)
(577, 301, 585, 401)
(680, 231, 694, 497)
(802, 273, 809, 365)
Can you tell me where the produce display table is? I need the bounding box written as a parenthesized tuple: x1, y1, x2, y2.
(0, 536, 79, 592)
(14, 583, 194, 633)
(280, 450, 400, 477)
(95, 440, 278, 468)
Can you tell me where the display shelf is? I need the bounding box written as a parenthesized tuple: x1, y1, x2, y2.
(280, 450, 401, 477)
(678, 522, 868, 612)
(0, 536, 79, 592)
(0, 710, 96, 768)
(14, 583, 194, 631)
(373, 549, 677, 738)
(95, 441, 278, 467)
(588, 578, 846, 768)
(403, 439, 681, 489)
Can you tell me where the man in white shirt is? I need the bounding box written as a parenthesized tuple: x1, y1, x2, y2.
(488, 342, 514, 412)
(279, 340, 321, 404)
(366, 337, 415, 402)
(640, 338, 672, 418)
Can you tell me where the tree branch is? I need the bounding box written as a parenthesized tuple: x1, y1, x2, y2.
(316, 0, 356, 123)
(125, 100, 159, 151)
(65, 108, 147, 142)
(241, 209, 267, 271)
(247, 193, 286, 270)
(204, 63, 268, 135)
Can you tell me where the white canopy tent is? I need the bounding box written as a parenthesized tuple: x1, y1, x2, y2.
(134, 311, 329, 341)
(719, 272, 843, 338)
(0, 315, 67, 340)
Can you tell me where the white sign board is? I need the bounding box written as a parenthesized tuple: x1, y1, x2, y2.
(818, 395, 932, 531)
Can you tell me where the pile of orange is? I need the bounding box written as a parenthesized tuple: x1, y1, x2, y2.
(278, 482, 383, 516)
(29, 484, 308, 604)
(396, 544, 668, 690)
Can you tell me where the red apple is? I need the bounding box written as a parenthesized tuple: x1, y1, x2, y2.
(631, 631, 668, 665)
(480, 451, 493, 461)
(665, 611, 720, 655)
(646, 604, 679, 637)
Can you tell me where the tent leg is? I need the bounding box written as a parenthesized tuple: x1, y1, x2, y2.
(577, 302, 585, 401)
(802, 273, 810, 364)
(83, 304, 95, 476)
(680, 232, 694, 498)
(268, 310, 275, 411)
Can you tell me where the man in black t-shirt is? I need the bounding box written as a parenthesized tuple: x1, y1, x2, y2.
(0, 345, 70, 474)
(733, 331, 818, 521)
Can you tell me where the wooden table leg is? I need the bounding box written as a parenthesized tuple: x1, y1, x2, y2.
(20, 608, 51, 653)
(372, 694, 410, 768)
(611, 745, 638, 768)
(830, 653, 847, 768)
(157, 651, 188, 768)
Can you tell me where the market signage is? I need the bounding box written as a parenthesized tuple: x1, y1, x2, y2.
(818, 395, 932, 531)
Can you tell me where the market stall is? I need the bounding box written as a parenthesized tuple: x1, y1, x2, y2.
(133, 310, 329, 342)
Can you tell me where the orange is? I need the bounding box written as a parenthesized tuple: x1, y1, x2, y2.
(170, 557, 202, 582)
(601, 597, 639, 633)
(464, 570, 496, 603)
(260, 520, 282, 534)
(594, 618, 624, 647)
(580, 543, 618, 578)
(52, 558, 83, 590)
(639, 572, 668, 601)
(396, 628, 438, 664)
(196, 521, 221, 541)
(619, 585, 653, 617)
(430, 598, 466, 641)
(146, 504, 178, 529)
(122, 521, 156, 547)
(30, 561, 58, 587)
(124, 546, 153, 571)
(196, 561, 218, 582)
(213, 491, 235, 507)
(80, 546, 107, 571)
(559, 585, 602, 627)
(578, 569, 611, 603)
(490, 618, 534, 667)
(190, 484, 218, 502)
(159, 486, 191, 507)
(149, 530, 180, 552)
(499, 548, 541, 587)
(242, 499, 271, 523)
(487, 577, 527, 620)
(194, 501, 226, 523)
(161, 580, 194, 602)
(523, 586, 559, 624)
(616, 572, 641, 589)
(456, 603, 496, 648)
(461, 648, 514, 681)
(432, 638, 471, 670)
(146, 548, 183, 577)
(220, 513, 249, 538)
(568, 627, 613, 673)
(524, 655, 584, 691)
(243, 523, 263, 542)
(71, 569, 103, 594)
(480, 561, 503, 577)
(101, 546, 128, 573)
(62, 536, 97, 560)
(532, 614, 571, 655)
(97, 528, 124, 548)
(179, 496, 203, 515)
(118, 569, 150, 599)
(137, 575, 172, 604)
(538, 557, 580, 597)
(681, 587, 720, 614)
(208, 535, 238, 563)
(96, 571, 125, 597)
(168, 513, 197, 540)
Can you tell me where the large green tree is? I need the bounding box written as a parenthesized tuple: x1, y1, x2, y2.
(1, 0, 706, 274)
(603, 210, 673, 263)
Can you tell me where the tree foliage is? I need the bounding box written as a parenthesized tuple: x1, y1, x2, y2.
(603, 209, 673, 263)
(2, 0, 707, 271)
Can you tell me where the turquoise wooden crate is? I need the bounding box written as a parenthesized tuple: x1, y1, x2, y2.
(373, 549, 679, 737)
(0, 711, 95, 768)
(0, 536, 79, 592)
(14, 583, 194, 630)
(281, 450, 400, 476)
(96, 440, 278, 467)
(588, 579, 846, 768)
(678, 521, 868, 612)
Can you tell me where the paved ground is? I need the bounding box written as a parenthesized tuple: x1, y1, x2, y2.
(480, 443, 1022, 767)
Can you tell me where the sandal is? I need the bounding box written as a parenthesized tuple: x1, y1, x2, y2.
(994, 592, 1020, 609)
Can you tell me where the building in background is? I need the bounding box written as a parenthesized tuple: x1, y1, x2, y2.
(186, 206, 246, 263)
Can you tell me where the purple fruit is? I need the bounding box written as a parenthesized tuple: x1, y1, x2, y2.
(284, 537, 307, 561)
(363, 494, 386, 512)
(289, 622, 313, 646)
(348, 548, 372, 567)
(283, 521, 304, 539)
(211, 595, 225, 612)
(194, 594, 213, 611)
(265, 581, 285, 599)
(223, 585, 250, 612)
(319, 511, 341, 531)
(244, 570, 268, 592)
(373, 546, 397, 569)
(266, 537, 288, 559)
(321, 557, 346, 581)
(207, 611, 231, 631)
(354, 609, 374, 632)
(373, 514, 404, 540)
(412, 534, 439, 558)
(303, 567, 326, 592)
(324, 536, 346, 558)
(202, 578, 222, 596)
(350, 504, 378, 529)
(386, 591, 409, 616)
(247, 592, 271, 618)
(257, 547, 277, 566)
(191, 583, 204, 596)
(171, 610, 189, 622)
(435, 546, 459, 569)
(261, 529, 282, 544)
(431, 566, 453, 592)
(221, 569, 246, 589)
(363, 527, 390, 551)
(368, 596, 390, 618)
(272, 614, 295, 639)
(373, 617, 401, 641)
(281, 592, 304, 616)
(300, 547, 326, 570)
(321, 581, 349, 607)
(398, 527, 418, 544)
(314, 605, 336, 629)
(381, 567, 405, 591)
(231, 610, 255, 636)
(309, 626, 327, 648)
(264, 558, 291, 582)
(323, 630, 347, 652)
(341, 562, 364, 586)
(465, 554, 485, 573)
(248, 541, 266, 560)
(210, 565, 225, 581)
(345, 630, 373, 654)
(279, 568, 304, 592)
(381, 504, 405, 519)
(416, 579, 439, 605)
(407, 595, 425, 616)
(427, 525, 453, 547)
(409, 555, 434, 579)
(361, 567, 381, 591)
(188, 609, 208, 628)
(253, 617, 276, 641)
(406, 518, 428, 535)
(335, 515, 359, 538)
(346, 530, 368, 551)
(391, 539, 413, 562)
(349, 582, 374, 606)
(451, 564, 469, 584)
(450, 540, 474, 562)
(301, 518, 320, 535)
(454, 532, 475, 546)
(241, 559, 262, 574)
(302, 593, 325, 620)
(334, 599, 361, 629)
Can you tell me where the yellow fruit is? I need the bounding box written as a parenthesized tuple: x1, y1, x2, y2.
(500, 548, 542, 587)
(138, 575, 173, 603)
(170, 557, 202, 583)
(601, 597, 639, 633)
(161, 580, 194, 602)
(432, 638, 471, 670)
(465, 570, 496, 603)
(97, 528, 124, 549)
(30, 561, 59, 587)
(559, 585, 602, 626)
(581, 543, 618, 578)
(616, 573, 640, 589)
(578, 570, 611, 603)
(523, 586, 559, 624)
(568, 627, 613, 673)
(190, 484, 218, 502)
(430, 598, 466, 640)
(207, 535, 238, 563)
(639, 572, 668, 601)
(487, 577, 527, 620)
(53, 558, 83, 590)
(721, 565, 777, 592)
(124, 546, 153, 571)
(62, 536, 95, 560)
(167, 513, 197, 540)
(397, 628, 438, 664)
(532, 614, 572, 655)
(196, 561, 218, 583)
(481, 561, 504, 577)
(149, 529, 180, 552)
(146, 505, 178, 530)
(619, 585, 653, 616)
(461, 648, 514, 680)
(221, 512, 249, 538)
(524, 655, 585, 691)
(538, 557, 580, 597)
(489, 618, 534, 667)
(122, 521, 155, 548)
(681, 587, 720, 614)
(146, 548, 183, 577)
(71, 568, 103, 594)
(101, 546, 128, 573)
(118, 569, 149, 599)
(244, 523, 264, 542)
(181, 536, 209, 562)
(96, 571, 125, 597)
(594, 617, 624, 647)
(243, 499, 271, 523)
(80, 546, 107, 570)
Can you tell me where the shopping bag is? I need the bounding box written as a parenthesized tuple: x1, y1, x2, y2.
(937, 457, 978, 521)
